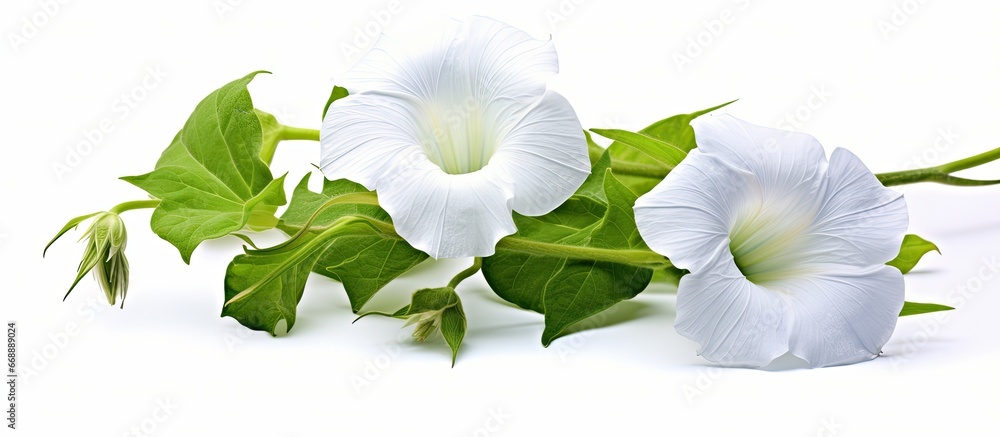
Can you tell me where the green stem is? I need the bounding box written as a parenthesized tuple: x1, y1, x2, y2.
(260, 124, 321, 166)
(257, 191, 380, 254)
(109, 199, 160, 214)
(495, 237, 671, 270)
(600, 135, 1000, 187)
(938, 145, 1000, 173)
(876, 145, 1000, 187)
(302, 215, 671, 270)
(280, 126, 321, 142)
(448, 258, 483, 289)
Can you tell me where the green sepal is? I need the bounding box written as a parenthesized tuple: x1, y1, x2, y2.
(322, 85, 349, 120)
(900, 301, 954, 317)
(888, 234, 940, 274)
(43, 211, 103, 256)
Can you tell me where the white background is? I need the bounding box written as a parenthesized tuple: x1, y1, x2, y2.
(3, 0, 1000, 435)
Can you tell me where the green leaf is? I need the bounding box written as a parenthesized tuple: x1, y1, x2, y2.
(888, 234, 940, 274)
(277, 174, 428, 312)
(590, 128, 688, 170)
(584, 130, 605, 165)
(482, 152, 654, 346)
(121, 71, 286, 263)
(899, 301, 954, 317)
(602, 101, 734, 195)
(482, 155, 611, 314)
(221, 214, 378, 334)
(628, 100, 735, 153)
(322, 85, 349, 120)
(222, 230, 327, 335)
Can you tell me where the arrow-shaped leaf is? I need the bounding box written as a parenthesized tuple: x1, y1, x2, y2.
(122, 71, 286, 263)
(277, 175, 429, 312)
(483, 152, 655, 346)
(590, 128, 688, 170)
(600, 101, 734, 195)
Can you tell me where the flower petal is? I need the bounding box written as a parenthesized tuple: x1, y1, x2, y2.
(692, 115, 829, 250)
(376, 161, 517, 259)
(491, 91, 591, 216)
(691, 114, 829, 199)
(439, 16, 558, 108)
(634, 150, 758, 271)
(674, 244, 790, 367)
(781, 264, 905, 367)
(808, 148, 909, 265)
(340, 16, 557, 107)
(319, 93, 428, 190)
(335, 19, 456, 98)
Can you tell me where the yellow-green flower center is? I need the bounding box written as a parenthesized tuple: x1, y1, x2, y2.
(728, 200, 814, 286)
(418, 97, 498, 175)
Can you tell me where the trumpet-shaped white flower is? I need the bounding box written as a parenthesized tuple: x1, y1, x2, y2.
(320, 16, 591, 258)
(635, 115, 909, 367)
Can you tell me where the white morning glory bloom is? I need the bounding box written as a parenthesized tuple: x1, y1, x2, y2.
(320, 16, 591, 259)
(634, 115, 909, 367)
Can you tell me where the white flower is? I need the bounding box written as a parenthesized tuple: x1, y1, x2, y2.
(320, 16, 591, 259)
(634, 115, 909, 367)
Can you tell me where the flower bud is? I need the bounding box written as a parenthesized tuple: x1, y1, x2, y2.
(404, 310, 444, 342)
(49, 211, 130, 307)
